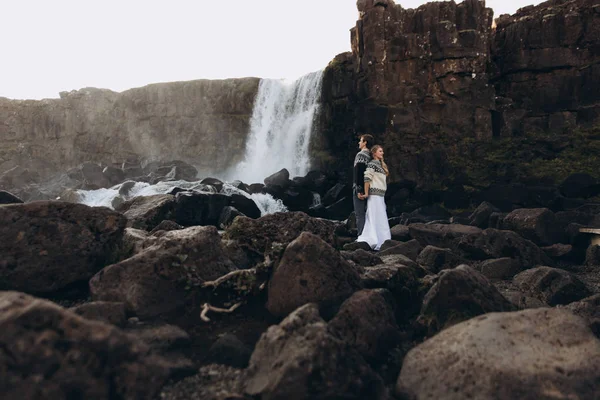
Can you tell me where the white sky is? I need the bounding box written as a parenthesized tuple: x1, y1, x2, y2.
(1, 0, 543, 100)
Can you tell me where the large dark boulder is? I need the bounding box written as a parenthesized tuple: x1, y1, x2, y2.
(418, 265, 515, 335)
(0, 201, 126, 294)
(245, 304, 386, 400)
(173, 192, 230, 226)
(0, 190, 23, 204)
(267, 232, 362, 318)
(455, 228, 554, 268)
(116, 194, 176, 231)
(224, 211, 338, 258)
(328, 289, 400, 362)
(409, 223, 482, 249)
(0, 292, 182, 399)
(559, 173, 600, 198)
(397, 308, 600, 400)
(502, 208, 564, 246)
(513, 266, 591, 306)
(90, 226, 235, 318)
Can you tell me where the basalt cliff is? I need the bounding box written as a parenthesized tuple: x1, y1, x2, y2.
(317, 0, 600, 188)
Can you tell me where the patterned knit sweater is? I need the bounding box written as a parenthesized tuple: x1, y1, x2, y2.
(363, 159, 387, 197)
(353, 149, 372, 193)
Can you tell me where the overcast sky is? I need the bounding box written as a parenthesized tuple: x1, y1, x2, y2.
(1, 0, 542, 100)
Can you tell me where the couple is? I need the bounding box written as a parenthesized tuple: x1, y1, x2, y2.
(353, 134, 391, 251)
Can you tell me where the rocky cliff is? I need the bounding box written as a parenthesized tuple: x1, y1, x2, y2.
(317, 0, 600, 187)
(0, 78, 259, 178)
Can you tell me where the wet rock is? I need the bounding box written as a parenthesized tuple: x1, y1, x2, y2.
(342, 241, 373, 252)
(229, 193, 261, 219)
(513, 266, 591, 306)
(200, 177, 224, 192)
(70, 301, 127, 327)
(264, 168, 290, 188)
(0, 201, 126, 294)
(219, 206, 244, 229)
(245, 304, 386, 400)
(122, 227, 152, 256)
(0, 190, 23, 204)
(397, 308, 600, 400)
(328, 289, 400, 362)
(102, 165, 126, 185)
(418, 265, 515, 334)
(0, 292, 180, 399)
(116, 194, 176, 230)
(90, 226, 236, 318)
(267, 232, 361, 318)
(455, 228, 554, 268)
(541, 243, 574, 259)
(173, 192, 230, 227)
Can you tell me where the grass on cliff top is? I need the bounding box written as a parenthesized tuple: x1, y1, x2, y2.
(446, 125, 600, 187)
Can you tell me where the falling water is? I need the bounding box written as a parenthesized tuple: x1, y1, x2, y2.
(231, 70, 324, 183)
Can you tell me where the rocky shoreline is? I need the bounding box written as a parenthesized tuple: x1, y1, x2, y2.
(1, 161, 599, 399)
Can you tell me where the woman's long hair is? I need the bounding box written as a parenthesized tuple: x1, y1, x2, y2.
(371, 145, 389, 176)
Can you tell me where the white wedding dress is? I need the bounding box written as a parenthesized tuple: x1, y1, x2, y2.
(356, 195, 391, 250)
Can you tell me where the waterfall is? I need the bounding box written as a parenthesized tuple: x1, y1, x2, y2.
(231, 70, 324, 183)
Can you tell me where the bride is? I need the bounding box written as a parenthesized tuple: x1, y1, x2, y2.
(356, 145, 391, 250)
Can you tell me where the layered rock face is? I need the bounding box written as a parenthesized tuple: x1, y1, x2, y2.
(0, 78, 259, 178)
(318, 0, 495, 183)
(317, 0, 600, 185)
(492, 0, 600, 136)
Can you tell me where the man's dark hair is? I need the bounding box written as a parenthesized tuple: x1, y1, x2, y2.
(360, 134, 374, 149)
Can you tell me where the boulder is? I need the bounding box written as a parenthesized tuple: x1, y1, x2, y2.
(218, 206, 244, 229)
(416, 245, 467, 273)
(379, 239, 423, 261)
(564, 294, 600, 337)
(0, 201, 126, 294)
(90, 226, 236, 318)
(266, 232, 362, 317)
(245, 304, 386, 400)
(264, 168, 290, 188)
(0, 292, 181, 399)
(513, 266, 591, 306)
(397, 308, 600, 400)
(478, 257, 522, 280)
(340, 249, 383, 266)
(206, 333, 252, 368)
(70, 301, 127, 327)
(419, 265, 515, 334)
(360, 264, 422, 322)
(149, 219, 184, 235)
(468, 201, 500, 228)
(559, 173, 600, 198)
(229, 193, 261, 219)
(328, 289, 399, 362)
(502, 207, 563, 246)
(173, 192, 230, 227)
(409, 223, 482, 249)
(116, 194, 176, 230)
(455, 228, 554, 268)
(0, 190, 23, 204)
(224, 211, 338, 258)
(390, 223, 411, 241)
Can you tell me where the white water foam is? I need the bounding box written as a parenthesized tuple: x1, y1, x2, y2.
(230, 70, 324, 183)
(77, 180, 288, 216)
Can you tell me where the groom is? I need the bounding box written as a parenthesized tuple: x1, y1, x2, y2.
(353, 133, 373, 236)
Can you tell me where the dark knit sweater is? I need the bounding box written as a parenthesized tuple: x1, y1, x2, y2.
(353, 149, 372, 193)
